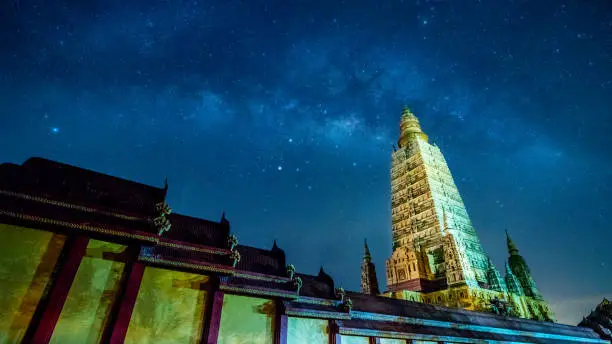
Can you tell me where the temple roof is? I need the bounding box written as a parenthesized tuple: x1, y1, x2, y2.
(346, 291, 599, 339)
(234, 244, 286, 276)
(164, 213, 229, 248)
(295, 272, 336, 299)
(0, 157, 166, 217)
(579, 298, 612, 340)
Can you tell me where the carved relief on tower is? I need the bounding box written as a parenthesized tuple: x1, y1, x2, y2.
(385, 246, 427, 286)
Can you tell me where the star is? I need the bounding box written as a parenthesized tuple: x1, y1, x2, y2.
(277, 166, 283, 171)
(50, 127, 60, 134)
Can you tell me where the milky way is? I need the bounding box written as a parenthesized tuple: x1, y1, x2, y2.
(1, 0, 611, 324)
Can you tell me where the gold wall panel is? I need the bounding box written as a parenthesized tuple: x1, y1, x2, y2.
(340, 335, 369, 344)
(287, 317, 327, 344)
(217, 294, 276, 344)
(0, 224, 65, 343)
(50, 240, 127, 344)
(124, 267, 209, 344)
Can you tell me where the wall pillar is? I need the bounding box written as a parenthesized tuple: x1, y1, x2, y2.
(26, 236, 89, 344)
(274, 300, 288, 344)
(369, 337, 381, 344)
(329, 320, 342, 344)
(104, 258, 145, 344)
(205, 289, 225, 344)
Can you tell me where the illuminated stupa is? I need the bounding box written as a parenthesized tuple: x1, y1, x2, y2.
(380, 107, 554, 320)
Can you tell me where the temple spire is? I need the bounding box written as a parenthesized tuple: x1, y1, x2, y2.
(485, 258, 507, 292)
(506, 229, 519, 256)
(504, 262, 523, 295)
(505, 230, 543, 300)
(360, 238, 380, 295)
(364, 239, 371, 262)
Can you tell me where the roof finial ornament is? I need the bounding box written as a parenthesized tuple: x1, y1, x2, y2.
(220, 211, 230, 226)
(163, 177, 169, 198)
(364, 238, 371, 260)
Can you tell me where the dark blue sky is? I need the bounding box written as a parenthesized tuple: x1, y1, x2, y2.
(1, 0, 611, 324)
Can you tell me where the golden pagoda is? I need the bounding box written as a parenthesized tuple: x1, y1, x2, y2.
(381, 107, 553, 321)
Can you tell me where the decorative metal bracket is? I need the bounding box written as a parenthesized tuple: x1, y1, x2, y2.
(286, 264, 296, 280)
(293, 276, 303, 295)
(153, 201, 172, 235)
(335, 287, 346, 301)
(226, 233, 240, 267)
(335, 287, 352, 312)
(341, 297, 353, 312)
(227, 234, 238, 251)
(230, 249, 241, 267)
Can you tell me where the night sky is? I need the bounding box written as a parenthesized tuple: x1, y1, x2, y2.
(1, 0, 611, 325)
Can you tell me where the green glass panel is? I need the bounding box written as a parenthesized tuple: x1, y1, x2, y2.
(0, 224, 65, 343)
(287, 317, 327, 344)
(217, 294, 275, 344)
(50, 240, 127, 344)
(340, 335, 369, 344)
(380, 338, 406, 344)
(124, 267, 209, 344)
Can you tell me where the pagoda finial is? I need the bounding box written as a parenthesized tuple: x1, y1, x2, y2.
(272, 239, 279, 251)
(163, 177, 169, 197)
(402, 105, 412, 115)
(505, 229, 519, 256)
(398, 106, 428, 147)
(364, 238, 371, 261)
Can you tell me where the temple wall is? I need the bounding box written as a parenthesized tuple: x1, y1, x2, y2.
(340, 335, 369, 344)
(287, 317, 328, 344)
(217, 294, 276, 344)
(124, 267, 209, 344)
(0, 224, 65, 343)
(50, 240, 126, 344)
